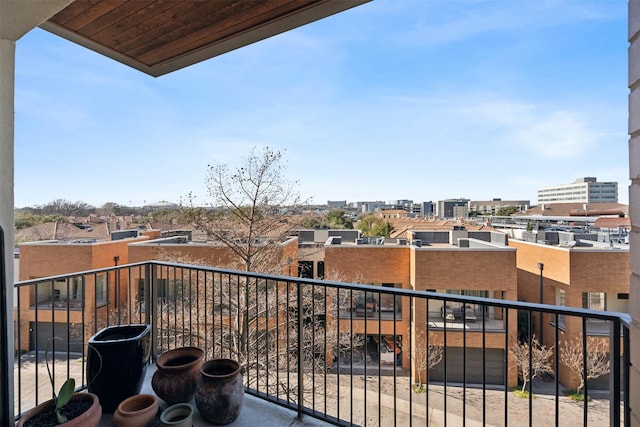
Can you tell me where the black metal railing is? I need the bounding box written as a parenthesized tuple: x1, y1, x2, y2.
(12, 261, 631, 426)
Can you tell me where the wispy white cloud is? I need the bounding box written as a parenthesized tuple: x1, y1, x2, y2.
(510, 110, 598, 158)
(387, 0, 624, 48)
(455, 97, 600, 158)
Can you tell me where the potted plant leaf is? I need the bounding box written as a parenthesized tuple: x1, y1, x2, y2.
(17, 338, 102, 426)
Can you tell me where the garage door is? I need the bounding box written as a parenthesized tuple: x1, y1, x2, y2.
(29, 322, 84, 354)
(429, 347, 505, 385)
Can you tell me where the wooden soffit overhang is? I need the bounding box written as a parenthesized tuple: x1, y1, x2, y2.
(40, 0, 369, 77)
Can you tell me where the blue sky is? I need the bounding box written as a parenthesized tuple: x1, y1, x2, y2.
(14, 0, 629, 208)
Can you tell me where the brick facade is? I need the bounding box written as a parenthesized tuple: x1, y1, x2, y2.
(325, 243, 519, 387)
(509, 239, 629, 389)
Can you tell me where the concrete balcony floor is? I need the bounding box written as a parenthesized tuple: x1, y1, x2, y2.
(14, 353, 331, 427)
(98, 364, 333, 427)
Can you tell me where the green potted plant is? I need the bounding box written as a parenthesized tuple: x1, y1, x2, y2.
(17, 338, 102, 426)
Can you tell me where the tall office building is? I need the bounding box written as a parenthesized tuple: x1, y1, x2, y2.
(537, 177, 618, 204)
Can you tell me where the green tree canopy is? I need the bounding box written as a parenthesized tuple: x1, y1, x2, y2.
(326, 210, 353, 229)
(357, 214, 393, 237)
(496, 206, 518, 216)
(14, 211, 67, 229)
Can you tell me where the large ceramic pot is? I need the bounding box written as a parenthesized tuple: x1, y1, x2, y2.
(86, 324, 151, 412)
(16, 392, 101, 427)
(113, 394, 158, 427)
(152, 346, 204, 404)
(195, 359, 244, 425)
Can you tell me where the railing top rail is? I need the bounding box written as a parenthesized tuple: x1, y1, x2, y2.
(15, 260, 632, 327)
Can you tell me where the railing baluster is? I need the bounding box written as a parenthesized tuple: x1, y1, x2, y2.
(609, 319, 621, 427)
(504, 307, 509, 427)
(443, 297, 448, 427)
(462, 302, 467, 426)
(297, 278, 303, 419)
(528, 310, 533, 427)
(554, 313, 559, 427)
(623, 325, 630, 427)
(482, 303, 486, 426)
(582, 317, 588, 426)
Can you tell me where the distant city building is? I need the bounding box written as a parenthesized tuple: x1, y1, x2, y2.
(537, 177, 618, 204)
(436, 199, 470, 219)
(469, 199, 530, 215)
(347, 201, 386, 213)
(143, 200, 180, 211)
(344, 200, 433, 218)
(327, 200, 347, 209)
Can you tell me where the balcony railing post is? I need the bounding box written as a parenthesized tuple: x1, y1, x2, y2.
(609, 320, 621, 427)
(145, 262, 159, 359)
(297, 280, 303, 419)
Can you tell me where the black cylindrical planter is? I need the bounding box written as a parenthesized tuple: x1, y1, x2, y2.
(87, 324, 151, 412)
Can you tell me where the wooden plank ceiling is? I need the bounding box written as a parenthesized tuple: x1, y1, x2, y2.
(40, 0, 369, 77)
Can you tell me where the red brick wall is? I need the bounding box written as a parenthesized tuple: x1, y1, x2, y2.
(324, 246, 410, 284)
(509, 239, 629, 389)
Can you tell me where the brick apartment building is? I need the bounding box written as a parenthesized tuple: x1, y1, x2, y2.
(16, 223, 628, 391)
(16, 232, 300, 354)
(509, 238, 629, 390)
(323, 229, 519, 387)
(16, 235, 149, 352)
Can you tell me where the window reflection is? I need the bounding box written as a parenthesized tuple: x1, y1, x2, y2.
(339, 284, 401, 319)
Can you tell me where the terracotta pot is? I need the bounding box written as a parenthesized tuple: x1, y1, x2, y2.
(16, 392, 101, 427)
(152, 346, 204, 404)
(87, 324, 152, 412)
(195, 358, 244, 425)
(113, 394, 158, 427)
(159, 403, 194, 427)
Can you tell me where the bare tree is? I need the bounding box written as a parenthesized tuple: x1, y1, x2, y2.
(184, 146, 306, 273)
(145, 242, 339, 405)
(560, 335, 610, 395)
(510, 336, 554, 393)
(412, 331, 443, 388)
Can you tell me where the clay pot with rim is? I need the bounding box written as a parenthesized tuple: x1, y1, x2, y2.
(195, 358, 244, 425)
(16, 392, 101, 427)
(152, 346, 204, 404)
(159, 403, 193, 427)
(113, 393, 158, 427)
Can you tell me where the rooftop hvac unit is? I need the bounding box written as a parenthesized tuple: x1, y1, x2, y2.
(413, 239, 422, 247)
(398, 238, 407, 245)
(355, 238, 364, 245)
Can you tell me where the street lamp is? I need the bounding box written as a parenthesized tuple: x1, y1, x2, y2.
(537, 262, 544, 344)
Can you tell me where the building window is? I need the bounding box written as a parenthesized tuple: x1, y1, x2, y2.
(441, 290, 490, 321)
(317, 261, 325, 279)
(339, 283, 402, 319)
(95, 273, 107, 304)
(33, 277, 85, 309)
(555, 288, 566, 329)
(298, 261, 314, 279)
(137, 278, 183, 302)
(582, 292, 606, 311)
